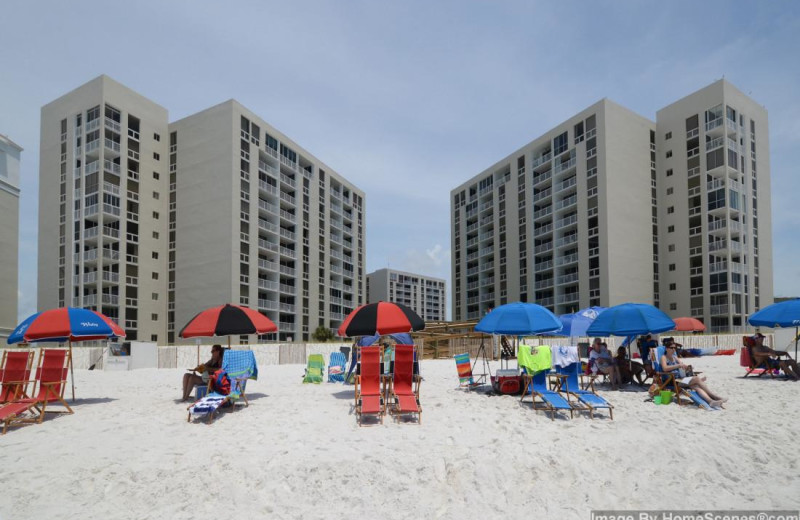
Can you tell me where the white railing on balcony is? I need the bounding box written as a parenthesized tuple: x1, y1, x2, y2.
(557, 273, 579, 285)
(555, 214, 578, 229)
(557, 293, 579, 304)
(532, 170, 552, 185)
(532, 152, 552, 168)
(102, 271, 120, 283)
(705, 118, 723, 132)
(102, 249, 119, 261)
(537, 297, 554, 307)
(535, 224, 553, 236)
(258, 219, 278, 233)
(84, 204, 99, 218)
(555, 176, 577, 193)
(83, 294, 97, 306)
(258, 160, 278, 175)
(105, 117, 121, 133)
(555, 234, 578, 248)
(104, 138, 120, 153)
(535, 279, 553, 289)
(85, 140, 100, 154)
(533, 207, 552, 220)
(280, 246, 296, 258)
(259, 181, 278, 196)
(101, 294, 119, 305)
(534, 243, 553, 254)
(554, 157, 577, 174)
(556, 253, 579, 266)
(534, 261, 553, 272)
(104, 160, 121, 176)
(706, 135, 725, 151)
(555, 194, 577, 210)
(103, 203, 121, 217)
(707, 178, 726, 191)
(279, 156, 297, 170)
(85, 161, 100, 175)
(533, 188, 552, 203)
(710, 304, 729, 315)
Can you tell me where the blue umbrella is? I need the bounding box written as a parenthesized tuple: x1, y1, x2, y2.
(475, 302, 562, 336)
(749, 299, 800, 357)
(586, 303, 675, 337)
(558, 306, 607, 337)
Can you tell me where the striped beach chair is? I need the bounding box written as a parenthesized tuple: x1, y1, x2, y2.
(328, 351, 347, 383)
(454, 353, 480, 390)
(187, 350, 258, 423)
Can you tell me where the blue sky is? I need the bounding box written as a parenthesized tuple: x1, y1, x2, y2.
(2, 0, 799, 321)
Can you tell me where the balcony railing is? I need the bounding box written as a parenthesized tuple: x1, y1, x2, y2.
(556, 253, 579, 266)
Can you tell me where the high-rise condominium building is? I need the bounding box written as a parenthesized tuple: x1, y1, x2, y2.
(39, 76, 169, 342)
(450, 80, 774, 332)
(451, 99, 657, 321)
(169, 101, 365, 343)
(366, 268, 446, 322)
(40, 77, 366, 344)
(656, 80, 773, 332)
(0, 134, 22, 340)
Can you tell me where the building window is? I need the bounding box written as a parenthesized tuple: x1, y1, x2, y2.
(153, 171, 160, 180)
(665, 131, 672, 140)
(153, 191, 160, 200)
(153, 231, 159, 239)
(666, 187, 673, 195)
(669, 283, 676, 291)
(668, 244, 675, 252)
(669, 303, 677, 311)
(667, 206, 674, 214)
(153, 152, 160, 161)
(151, 313, 158, 321)
(152, 292, 159, 300)
(666, 150, 673, 158)
(668, 264, 676, 271)
(668, 225, 675, 232)
(666, 169, 673, 177)
(152, 272, 159, 280)
(151, 334, 158, 342)
(152, 252, 159, 259)
(153, 211, 159, 219)
(154, 133, 161, 142)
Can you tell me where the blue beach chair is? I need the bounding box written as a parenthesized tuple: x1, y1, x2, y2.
(328, 351, 347, 383)
(187, 350, 258, 423)
(556, 361, 614, 420)
(518, 345, 574, 420)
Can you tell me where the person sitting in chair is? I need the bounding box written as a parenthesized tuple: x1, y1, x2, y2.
(182, 344, 223, 401)
(660, 343, 728, 407)
(589, 341, 621, 390)
(615, 346, 645, 385)
(751, 333, 800, 381)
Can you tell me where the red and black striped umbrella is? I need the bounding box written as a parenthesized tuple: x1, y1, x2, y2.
(337, 301, 425, 337)
(179, 304, 277, 338)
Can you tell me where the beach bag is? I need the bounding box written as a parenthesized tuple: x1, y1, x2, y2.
(210, 369, 231, 396)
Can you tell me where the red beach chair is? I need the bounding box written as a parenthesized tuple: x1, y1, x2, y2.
(0, 350, 34, 403)
(390, 344, 421, 424)
(355, 345, 384, 426)
(0, 349, 74, 435)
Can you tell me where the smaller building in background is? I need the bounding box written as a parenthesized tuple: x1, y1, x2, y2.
(0, 134, 22, 341)
(366, 268, 446, 322)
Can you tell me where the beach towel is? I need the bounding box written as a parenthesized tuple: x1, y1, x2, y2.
(552, 345, 579, 368)
(529, 345, 552, 373)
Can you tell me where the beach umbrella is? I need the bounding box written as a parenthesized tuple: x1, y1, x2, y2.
(586, 303, 675, 337)
(7, 307, 126, 400)
(179, 304, 278, 363)
(672, 317, 706, 332)
(749, 298, 800, 358)
(475, 302, 562, 336)
(337, 301, 425, 337)
(558, 306, 607, 338)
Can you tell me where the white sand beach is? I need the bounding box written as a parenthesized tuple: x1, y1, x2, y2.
(1, 355, 799, 519)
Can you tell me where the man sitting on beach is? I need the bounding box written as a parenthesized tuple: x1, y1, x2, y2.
(751, 333, 800, 381)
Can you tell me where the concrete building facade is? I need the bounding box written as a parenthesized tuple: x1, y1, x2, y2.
(0, 134, 22, 340)
(450, 80, 774, 332)
(366, 268, 446, 322)
(169, 101, 365, 343)
(656, 80, 773, 332)
(38, 76, 169, 342)
(451, 99, 656, 320)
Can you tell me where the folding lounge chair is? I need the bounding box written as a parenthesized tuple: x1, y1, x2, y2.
(355, 345, 384, 426)
(1, 349, 73, 435)
(650, 346, 717, 411)
(302, 354, 325, 384)
(328, 351, 347, 383)
(556, 361, 613, 420)
(740, 336, 776, 378)
(188, 350, 258, 423)
(454, 352, 481, 390)
(389, 344, 421, 424)
(518, 345, 574, 420)
(0, 350, 34, 403)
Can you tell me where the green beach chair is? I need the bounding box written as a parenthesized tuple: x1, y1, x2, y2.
(303, 354, 325, 384)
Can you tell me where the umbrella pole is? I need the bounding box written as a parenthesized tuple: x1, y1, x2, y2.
(795, 326, 798, 360)
(69, 340, 75, 402)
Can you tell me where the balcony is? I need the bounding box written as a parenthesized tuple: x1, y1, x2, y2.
(556, 253, 579, 266)
(534, 224, 553, 237)
(706, 135, 724, 151)
(555, 194, 577, 211)
(103, 203, 121, 219)
(533, 188, 552, 203)
(104, 160, 121, 176)
(555, 176, 577, 193)
(555, 214, 578, 230)
(532, 169, 552, 186)
(710, 304, 729, 316)
(705, 118, 723, 134)
(533, 206, 552, 220)
(102, 271, 120, 283)
(85, 161, 100, 175)
(534, 261, 553, 272)
(555, 234, 578, 248)
(258, 160, 278, 175)
(557, 293, 579, 304)
(104, 138, 121, 156)
(553, 157, 576, 175)
(532, 152, 552, 169)
(83, 294, 98, 306)
(537, 297, 554, 307)
(101, 294, 119, 306)
(85, 139, 101, 156)
(557, 273, 579, 285)
(534, 242, 553, 254)
(279, 156, 297, 171)
(103, 181, 120, 196)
